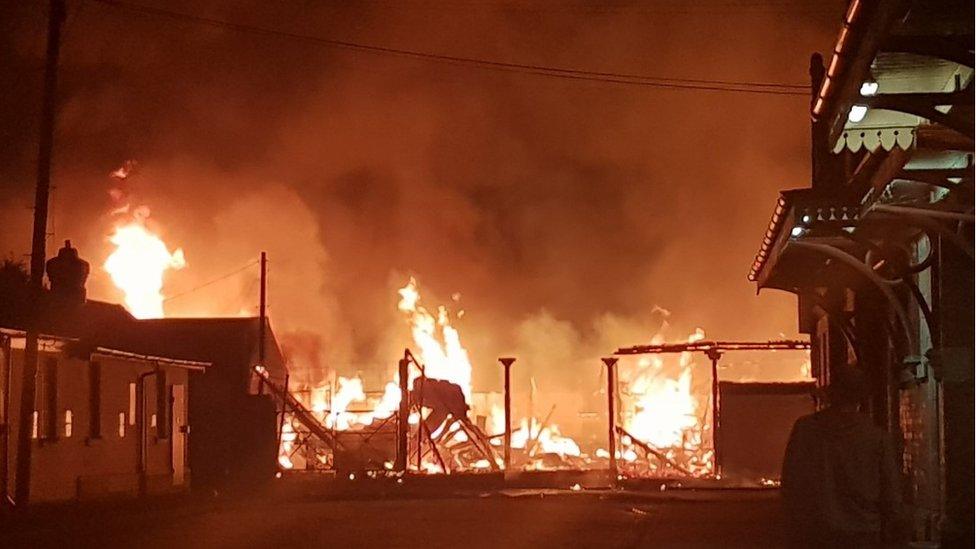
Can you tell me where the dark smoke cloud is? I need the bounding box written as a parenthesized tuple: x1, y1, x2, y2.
(1, 1, 839, 407)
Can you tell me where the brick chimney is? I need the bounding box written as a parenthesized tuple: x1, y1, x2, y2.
(46, 240, 89, 305)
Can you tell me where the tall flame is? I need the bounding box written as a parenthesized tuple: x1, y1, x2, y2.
(397, 277, 473, 400)
(620, 328, 712, 475)
(104, 215, 185, 319)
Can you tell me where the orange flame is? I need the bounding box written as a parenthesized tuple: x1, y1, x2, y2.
(104, 212, 185, 319)
(619, 328, 713, 476)
(397, 277, 473, 400)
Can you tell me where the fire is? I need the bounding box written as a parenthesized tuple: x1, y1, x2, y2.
(281, 277, 587, 473)
(278, 422, 296, 469)
(397, 277, 473, 400)
(104, 211, 186, 319)
(371, 381, 402, 422)
(618, 328, 713, 476)
(510, 417, 581, 457)
(324, 376, 367, 431)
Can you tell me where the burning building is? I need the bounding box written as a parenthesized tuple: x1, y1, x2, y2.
(748, 0, 973, 543)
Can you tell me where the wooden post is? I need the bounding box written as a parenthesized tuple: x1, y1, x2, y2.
(499, 358, 516, 471)
(16, 0, 66, 507)
(258, 251, 267, 364)
(602, 357, 619, 486)
(707, 349, 723, 478)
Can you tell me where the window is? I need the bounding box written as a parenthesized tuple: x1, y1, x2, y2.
(118, 412, 126, 438)
(64, 410, 73, 438)
(31, 411, 38, 439)
(89, 361, 101, 438)
(39, 358, 58, 440)
(128, 382, 136, 426)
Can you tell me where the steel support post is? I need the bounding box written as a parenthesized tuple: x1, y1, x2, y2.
(706, 349, 723, 478)
(602, 357, 619, 486)
(395, 356, 410, 473)
(499, 357, 516, 471)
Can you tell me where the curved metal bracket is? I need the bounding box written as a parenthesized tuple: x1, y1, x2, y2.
(798, 290, 863, 366)
(791, 241, 915, 358)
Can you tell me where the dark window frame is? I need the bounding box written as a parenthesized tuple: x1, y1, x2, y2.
(156, 369, 169, 439)
(41, 357, 58, 440)
(89, 360, 101, 439)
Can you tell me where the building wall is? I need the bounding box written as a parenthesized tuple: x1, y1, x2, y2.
(895, 236, 944, 539)
(1, 343, 190, 503)
(717, 382, 816, 481)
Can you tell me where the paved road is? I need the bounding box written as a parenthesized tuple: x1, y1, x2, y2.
(3, 489, 788, 548)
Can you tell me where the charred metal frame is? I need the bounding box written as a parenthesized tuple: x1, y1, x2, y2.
(614, 340, 811, 478)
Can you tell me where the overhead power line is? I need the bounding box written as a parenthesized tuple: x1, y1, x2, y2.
(163, 259, 259, 303)
(88, 0, 810, 96)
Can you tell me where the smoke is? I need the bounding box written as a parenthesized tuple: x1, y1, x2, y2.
(1, 1, 837, 410)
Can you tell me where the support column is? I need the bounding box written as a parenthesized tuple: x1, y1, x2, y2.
(931, 237, 974, 545)
(257, 251, 267, 395)
(498, 358, 516, 472)
(706, 349, 723, 478)
(602, 357, 618, 486)
(16, 0, 66, 507)
(395, 356, 410, 473)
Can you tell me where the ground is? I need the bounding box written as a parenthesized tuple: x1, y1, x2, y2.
(2, 486, 788, 548)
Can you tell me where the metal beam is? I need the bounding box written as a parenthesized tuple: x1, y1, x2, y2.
(615, 340, 810, 356)
(498, 357, 515, 472)
(880, 34, 975, 68)
(861, 88, 975, 139)
(602, 357, 618, 487)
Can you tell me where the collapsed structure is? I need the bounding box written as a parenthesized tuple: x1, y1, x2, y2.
(748, 0, 973, 543)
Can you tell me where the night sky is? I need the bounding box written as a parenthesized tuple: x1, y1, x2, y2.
(1, 1, 841, 392)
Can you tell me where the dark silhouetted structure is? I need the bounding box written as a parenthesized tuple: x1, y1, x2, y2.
(1, 243, 208, 503)
(1, 243, 289, 502)
(717, 381, 816, 481)
(103, 317, 288, 492)
(750, 1, 973, 543)
(782, 369, 902, 546)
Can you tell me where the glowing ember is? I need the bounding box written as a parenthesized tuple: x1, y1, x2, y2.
(104, 213, 185, 319)
(511, 417, 581, 457)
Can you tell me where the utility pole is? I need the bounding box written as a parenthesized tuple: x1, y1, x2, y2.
(15, 0, 66, 507)
(256, 251, 267, 395)
(258, 251, 267, 364)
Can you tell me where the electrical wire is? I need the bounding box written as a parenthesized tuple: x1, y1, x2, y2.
(87, 0, 810, 96)
(163, 259, 259, 303)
